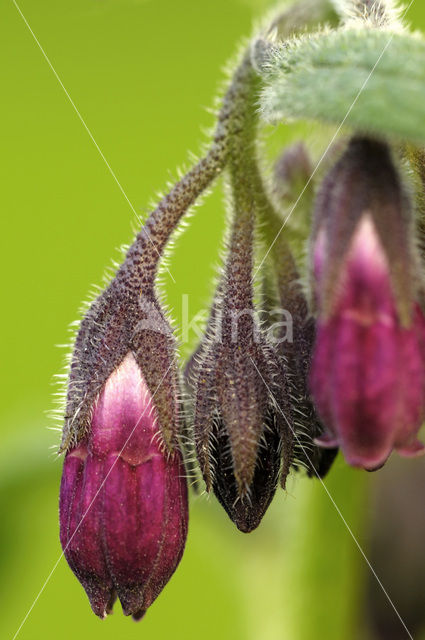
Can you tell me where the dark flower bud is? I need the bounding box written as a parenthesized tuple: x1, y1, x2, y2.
(310, 137, 425, 470)
(186, 56, 293, 532)
(188, 288, 291, 533)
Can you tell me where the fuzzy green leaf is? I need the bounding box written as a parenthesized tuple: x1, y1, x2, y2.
(260, 27, 425, 145)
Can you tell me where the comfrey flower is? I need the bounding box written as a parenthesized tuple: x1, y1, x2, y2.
(310, 137, 425, 470)
(60, 353, 187, 619)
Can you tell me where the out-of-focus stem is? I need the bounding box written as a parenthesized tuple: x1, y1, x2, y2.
(405, 145, 425, 259)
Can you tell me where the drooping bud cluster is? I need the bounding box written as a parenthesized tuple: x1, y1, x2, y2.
(310, 137, 425, 470)
(59, 70, 240, 615)
(58, 0, 425, 622)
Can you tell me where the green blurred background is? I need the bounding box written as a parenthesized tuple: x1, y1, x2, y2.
(2, 1, 425, 638)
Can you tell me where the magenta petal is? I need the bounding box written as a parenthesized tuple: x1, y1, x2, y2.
(144, 451, 189, 605)
(331, 317, 396, 469)
(61, 452, 115, 618)
(102, 454, 163, 615)
(103, 444, 187, 619)
(102, 449, 188, 617)
(394, 307, 425, 443)
(59, 447, 86, 553)
(396, 439, 425, 458)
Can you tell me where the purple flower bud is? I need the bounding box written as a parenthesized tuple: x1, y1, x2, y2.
(310, 137, 425, 470)
(60, 353, 188, 620)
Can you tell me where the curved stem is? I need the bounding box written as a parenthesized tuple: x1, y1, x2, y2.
(118, 55, 258, 294)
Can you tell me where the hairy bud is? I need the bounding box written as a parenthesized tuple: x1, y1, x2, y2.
(187, 289, 291, 532)
(60, 354, 188, 619)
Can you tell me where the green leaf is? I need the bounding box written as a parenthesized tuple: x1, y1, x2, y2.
(260, 27, 425, 145)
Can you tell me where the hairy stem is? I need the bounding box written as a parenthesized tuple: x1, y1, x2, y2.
(119, 55, 258, 294)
